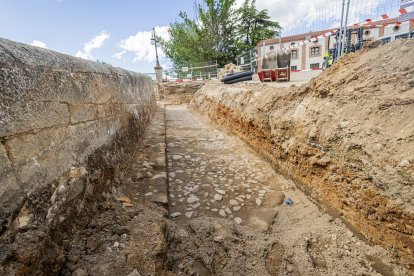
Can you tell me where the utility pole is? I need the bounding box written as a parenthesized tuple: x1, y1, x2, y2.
(279, 27, 282, 50)
(336, 0, 346, 60)
(151, 27, 163, 82)
(250, 49, 253, 72)
(341, 0, 351, 56)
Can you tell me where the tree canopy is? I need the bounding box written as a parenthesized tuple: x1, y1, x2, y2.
(237, 0, 281, 52)
(160, 0, 280, 71)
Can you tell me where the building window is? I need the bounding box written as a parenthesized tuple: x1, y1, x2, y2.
(380, 37, 391, 44)
(291, 50, 298, 58)
(364, 30, 371, 36)
(310, 46, 320, 57)
(291, 66, 298, 71)
(393, 25, 400, 32)
(269, 45, 275, 51)
(310, 63, 320, 70)
(396, 33, 409, 40)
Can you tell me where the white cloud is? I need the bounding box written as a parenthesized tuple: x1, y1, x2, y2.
(76, 31, 110, 60)
(113, 50, 126, 60)
(31, 40, 47, 49)
(117, 26, 170, 63)
(237, 0, 389, 35)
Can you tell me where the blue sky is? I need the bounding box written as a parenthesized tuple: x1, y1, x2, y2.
(0, 0, 197, 74)
(0, 0, 402, 74)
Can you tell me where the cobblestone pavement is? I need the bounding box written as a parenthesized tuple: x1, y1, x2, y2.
(166, 105, 283, 228)
(163, 105, 409, 275)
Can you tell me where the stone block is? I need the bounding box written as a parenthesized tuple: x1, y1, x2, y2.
(5, 117, 125, 192)
(0, 101, 69, 137)
(69, 104, 97, 124)
(97, 105, 112, 118)
(0, 143, 18, 198)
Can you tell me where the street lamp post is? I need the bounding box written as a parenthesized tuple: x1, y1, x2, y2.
(151, 27, 163, 82)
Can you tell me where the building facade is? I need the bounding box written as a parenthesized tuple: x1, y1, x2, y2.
(258, 18, 414, 72)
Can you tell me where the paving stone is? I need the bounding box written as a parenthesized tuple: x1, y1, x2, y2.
(234, 217, 243, 224)
(214, 194, 223, 201)
(187, 195, 199, 204)
(216, 189, 226, 195)
(172, 155, 182, 160)
(229, 199, 238, 205)
(263, 191, 285, 207)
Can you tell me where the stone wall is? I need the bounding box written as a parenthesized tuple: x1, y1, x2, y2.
(0, 37, 155, 272)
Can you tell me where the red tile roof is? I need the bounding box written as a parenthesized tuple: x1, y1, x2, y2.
(258, 18, 399, 47)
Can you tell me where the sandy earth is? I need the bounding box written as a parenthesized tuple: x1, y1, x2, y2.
(190, 39, 414, 272)
(163, 105, 409, 276)
(248, 70, 322, 88)
(57, 103, 410, 275)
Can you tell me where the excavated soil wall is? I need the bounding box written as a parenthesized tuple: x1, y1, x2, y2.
(191, 39, 414, 265)
(158, 81, 205, 104)
(0, 38, 155, 274)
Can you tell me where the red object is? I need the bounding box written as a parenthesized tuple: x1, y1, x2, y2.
(275, 68, 291, 81)
(381, 14, 389, 19)
(258, 70, 277, 82)
(366, 19, 372, 23)
(353, 23, 360, 27)
(395, 21, 402, 26)
(258, 69, 291, 82)
(399, 8, 408, 14)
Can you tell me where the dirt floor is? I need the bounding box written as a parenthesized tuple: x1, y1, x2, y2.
(57, 103, 410, 276)
(190, 39, 414, 274)
(249, 70, 322, 88)
(164, 105, 409, 276)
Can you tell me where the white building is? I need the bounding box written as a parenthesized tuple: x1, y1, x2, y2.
(257, 18, 414, 72)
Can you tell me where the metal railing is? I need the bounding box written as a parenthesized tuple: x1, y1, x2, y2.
(166, 61, 218, 80)
(236, 49, 259, 73)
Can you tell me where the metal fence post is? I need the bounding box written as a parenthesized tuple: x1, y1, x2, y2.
(341, 0, 351, 56)
(250, 50, 253, 71)
(336, 0, 346, 60)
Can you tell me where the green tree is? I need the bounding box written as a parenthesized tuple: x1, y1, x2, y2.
(196, 0, 239, 64)
(160, 0, 238, 71)
(237, 0, 281, 52)
(160, 0, 280, 74)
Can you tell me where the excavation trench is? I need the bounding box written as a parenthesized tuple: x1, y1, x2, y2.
(161, 104, 411, 275)
(1, 38, 413, 275)
(1, 103, 411, 275)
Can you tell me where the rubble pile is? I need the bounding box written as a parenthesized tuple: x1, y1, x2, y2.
(217, 63, 243, 80)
